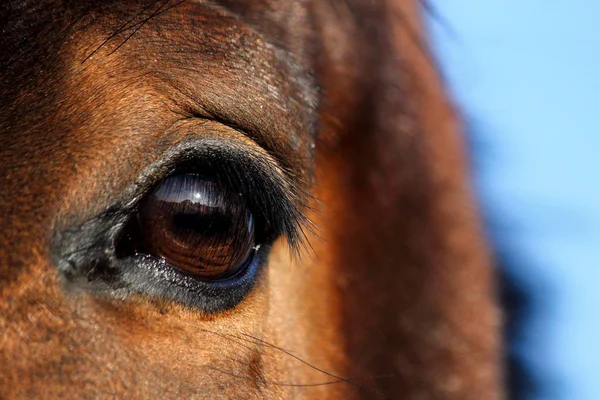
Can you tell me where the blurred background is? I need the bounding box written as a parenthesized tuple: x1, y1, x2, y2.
(426, 1, 600, 399)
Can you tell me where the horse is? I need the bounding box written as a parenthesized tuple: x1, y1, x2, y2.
(0, 0, 502, 398)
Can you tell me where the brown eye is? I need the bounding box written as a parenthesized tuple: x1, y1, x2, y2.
(136, 174, 256, 280)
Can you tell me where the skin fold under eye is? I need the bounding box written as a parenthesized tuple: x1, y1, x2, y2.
(133, 173, 257, 280)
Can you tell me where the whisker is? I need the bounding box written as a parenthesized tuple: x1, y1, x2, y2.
(208, 364, 350, 387)
(83, 0, 188, 63)
(82, 0, 163, 63)
(240, 333, 385, 396)
(198, 329, 388, 397)
(108, 0, 188, 57)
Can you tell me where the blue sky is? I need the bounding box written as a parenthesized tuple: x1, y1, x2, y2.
(427, 1, 600, 399)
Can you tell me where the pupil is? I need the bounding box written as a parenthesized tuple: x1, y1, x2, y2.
(171, 212, 232, 238)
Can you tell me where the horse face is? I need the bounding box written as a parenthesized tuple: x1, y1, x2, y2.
(0, 1, 502, 398)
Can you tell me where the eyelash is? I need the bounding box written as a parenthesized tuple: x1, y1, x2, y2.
(53, 137, 313, 313)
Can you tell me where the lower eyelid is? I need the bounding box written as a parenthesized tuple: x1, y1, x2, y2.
(103, 241, 268, 313)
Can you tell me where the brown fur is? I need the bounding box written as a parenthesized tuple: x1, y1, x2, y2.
(0, 0, 502, 398)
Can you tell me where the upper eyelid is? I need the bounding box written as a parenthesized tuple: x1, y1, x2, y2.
(191, 112, 315, 184)
(117, 119, 300, 211)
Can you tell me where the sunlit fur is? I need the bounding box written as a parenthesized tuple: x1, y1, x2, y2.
(0, 0, 502, 398)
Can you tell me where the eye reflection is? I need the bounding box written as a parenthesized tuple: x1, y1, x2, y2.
(136, 174, 256, 280)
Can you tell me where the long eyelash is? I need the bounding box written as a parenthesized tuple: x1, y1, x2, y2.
(277, 164, 321, 253)
(191, 146, 317, 258)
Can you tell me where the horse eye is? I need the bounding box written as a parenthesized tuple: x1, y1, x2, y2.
(134, 173, 256, 280)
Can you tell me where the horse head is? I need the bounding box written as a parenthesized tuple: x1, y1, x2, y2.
(0, 1, 501, 398)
